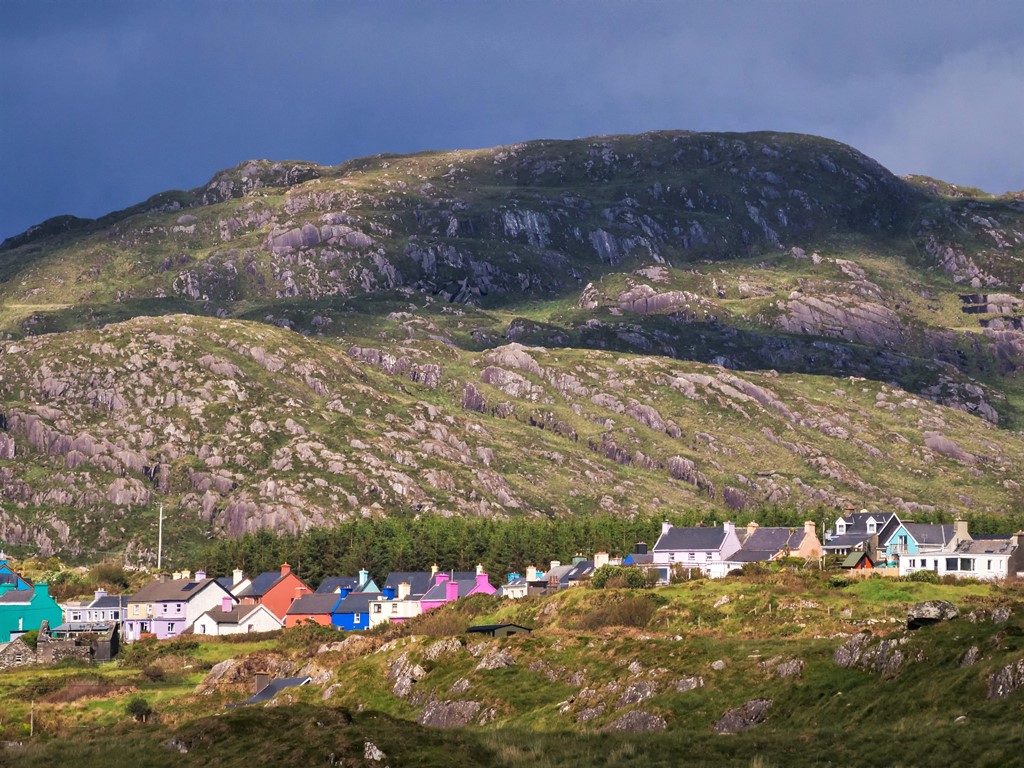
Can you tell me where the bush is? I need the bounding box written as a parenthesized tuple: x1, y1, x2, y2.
(125, 696, 153, 723)
(577, 595, 658, 630)
(141, 664, 165, 682)
(827, 575, 849, 589)
(592, 565, 646, 589)
(907, 569, 940, 584)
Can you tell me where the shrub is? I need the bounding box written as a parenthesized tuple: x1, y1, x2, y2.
(907, 569, 940, 584)
(125, 696, 153, 723)
(828, 575, 849, 589)
(577, 595, 657, 630)
(592, 565, 646, 589)
(19, 629, 39, 650)
(141, 664, 165, 682)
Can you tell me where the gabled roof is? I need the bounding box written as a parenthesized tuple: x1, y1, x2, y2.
(842, 551, 874, 568)
(317, 576, 360, 594)
(285, 593, 340, 616)
(823, 533, 873, 550)
(900, 523, 956, 547)
(236, 571, 285, 599)
(381, 571, 434, 596)
(422, 579, 478, 602)
(90, 595, 128, 610)
(333, 592, 378, 614)
(201, 604, 273, 625)
(129, 578, 226, 603)
(835, 511, 896, 535)
(741, 527, 803, 553)
(654, 526, 728, 552)
(0, 588, 34, 604)
(727, 549, 778, 563)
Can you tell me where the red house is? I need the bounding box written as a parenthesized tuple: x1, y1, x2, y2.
(235, 563, 312, 621)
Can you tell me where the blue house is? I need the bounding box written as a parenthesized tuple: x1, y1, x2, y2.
(882, 521, 962, 566)
(0, 551, 31, 591)
(317, 568, 378, 595)
(332, 591, 384, 631)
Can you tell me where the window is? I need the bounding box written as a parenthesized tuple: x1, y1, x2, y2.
(391, 604, 398, 614)
(132, 605, 139, 616)
(960, 558, 974, 572)
(987, 560, 993, 571)
(867, 521, 876, 534)
(176, 604, 182, 613)
(946, 558, 959, 571)
(688, 552, 696, 562)
(354, 614, 361, 624)
(909, 559, 916, 568)
(199, 624, 206, 634)
(372, 604, 382, 613)
(168, 623, 175, 632)
(71, 612, 81, 621)
(248, 624, 254, 633)
(112, 611, 119, 620)
(836, 522, 846, 535)
(897, 535, 908, 553)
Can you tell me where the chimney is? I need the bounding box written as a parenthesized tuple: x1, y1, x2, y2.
(661, 521, 672, 536)
(221, 595, 233, 612)
(954, 519, 970, 543)
(94, 588, 107, 602)
(634, 542, 648, 555)
(172, 571, 181, 580)
(182, 570, 191, 581)
(295, 586, 306, 600)
(594, 552, 610, 569)
(526, 565, 538, 582)
(338, 586, 350, 599)
(475, 563, 484, 576)
(383, 586, 396, 600)
(254, 671, 270, 695)
(476, 571, 490, 590)
(445, 579, 459, 602)
(746, 521, 759, 537)
(430, 563, 438, 578)
(232, 568, 244, 586)
(1011, 531, 1023, 548)
(723, 521, 735, 536)
(804, 520, 816, 536)
(436, 572, 449, 586)
(358, 568, 369, 587)
(280, 562, 291, 576)
(550, 560, 561, 570)
(195, 570, 206, 581)
(572, 553, 586, 566)
(398, 582, 411, 600)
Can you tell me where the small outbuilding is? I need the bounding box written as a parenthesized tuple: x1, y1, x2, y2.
(841, 551, 876, 570)
(466, 623, 532, 638)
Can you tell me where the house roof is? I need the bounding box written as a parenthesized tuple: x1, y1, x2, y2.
(422, 579, 478, 602)
(214, 576, 234, 591)
(285, 593, 340, 616)
(728, 549, 778, 563)
(741, 527, 803, 552)
(90, 595, 128, 610)
(0, 571, 27, 587)
(333, 592, 378, 614)
(201, 604, 269, 625)
(956, 537, 1016, 555)
(836, 511, 896, 534)
(654, 526, 729, 552)
(823, 533, 874, 550)
(317, 576, 360, 594)
(230, 676, 311, 707)
(129, 578, 224, 603)
(842, 551, 873, 567)
(0, 588, 34, 604)
(236, 571, 285, 599)
(467, 623, 532, 633)
(381, 571, 434, 596)
(897, 523, 956, 547)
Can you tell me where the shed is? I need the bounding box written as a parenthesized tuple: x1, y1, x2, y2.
(466, 623, 532, 638)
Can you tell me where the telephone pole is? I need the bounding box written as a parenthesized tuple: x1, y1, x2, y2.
(157, 504, 164, 571)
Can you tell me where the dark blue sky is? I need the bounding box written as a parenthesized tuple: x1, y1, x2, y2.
(2, 1, 1023, 240)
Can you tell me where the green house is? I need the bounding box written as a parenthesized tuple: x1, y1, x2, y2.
(0, 582, 63, 642)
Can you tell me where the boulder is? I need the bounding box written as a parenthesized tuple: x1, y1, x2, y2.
(907, 600, 959, 630)
(675, 676, 705, 693)
(714, 698, 773, 733)
(418, 699, 482, 728)
(603, 710, 667, 732)
(988, 659, 1024, 699)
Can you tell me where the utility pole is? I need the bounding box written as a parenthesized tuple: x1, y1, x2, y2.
(157, 504, 164, 571)
(30, 699, 34, 737)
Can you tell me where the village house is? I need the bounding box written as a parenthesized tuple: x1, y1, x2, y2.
(823, 511, 898, 559)
(881, 519, 962, 567)
(316, 569, 378, 595)
(0, 581, 63, 643)
(652, 521, 743, 578)
(195, 596, 282, 635)
(899, 531, 1023, 580)
(722, 521, 823, 571)
(419, 566, 495, 612)
(235, 563, 312, 621)
(123, 572, 234, 643)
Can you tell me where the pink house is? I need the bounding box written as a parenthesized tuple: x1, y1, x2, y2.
(418, 566, 496, 613)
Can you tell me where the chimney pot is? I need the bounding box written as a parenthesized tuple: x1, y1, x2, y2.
(280, 562, 291, 576)
(445, 579, 459, 602)
(221, 595, 233, 612)
(195, 570, 206, 581)
(232, 568, 244, 585)
(398, 581, 411, 600)
(661, 521, 672, 536)
(525, 565, 538, 582)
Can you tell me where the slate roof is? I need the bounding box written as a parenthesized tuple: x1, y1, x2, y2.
(0, 571, 27, 587)
(956, 536, 1016, 555)
(236, 571, 284, 599)
(285, 593, 340, 616)
(842, 551, 874, 568)
(215, 576, 234, 591)
(741, 527, 803, 552)
(381, 571, 434, 596)
(654, 526, 728, 552)
(91, 595, 128, 610)
(333, 592, 378, 614)
(317, 576, 360, 594)
(901, 523, 956, 547)
(727, 549, 778, 563)
(467, 623, 532, 634)
(422, 579, 478, 601)
(0, 588, 34, 604)
(201, 604, 267, 625)
(229, 676, 311, 707)
(129, 578, 223, 603)
(823, 533, 874, 550)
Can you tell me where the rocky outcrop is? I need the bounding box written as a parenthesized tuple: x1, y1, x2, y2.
(603, 710, 667, 732)
(988, 659, 1024, 699)
(418, 699, 483, 728)
(907, 601, 959, 630)
(713, 699, 773, 733)
(833, 632, 909, 678)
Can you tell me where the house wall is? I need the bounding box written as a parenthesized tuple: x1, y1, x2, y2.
(200, 608, 282, 635)
(368, 597, 420, 626)
(332, 611, 369, 631)
(284, 611, 333, 628)
(0, 584, 63, 643)
(260, 574, 312, 621)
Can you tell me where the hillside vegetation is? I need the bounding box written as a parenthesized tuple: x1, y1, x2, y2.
(1, 131, 1023, 557)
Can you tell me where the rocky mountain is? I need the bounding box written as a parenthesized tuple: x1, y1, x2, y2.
(1, 131, 1023, 558)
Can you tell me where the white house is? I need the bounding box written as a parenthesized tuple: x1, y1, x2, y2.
(194, 597, 282, 636)
(900, 532, 1022, 581)
(652, 521, 742, 578)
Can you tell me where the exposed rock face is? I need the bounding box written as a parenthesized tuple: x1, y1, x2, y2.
(833, 632, 909, 678)
(763, 657, 805, 679)
(617, 680, 658, 707)
(961, 646, 980, 667)
(713, 699, 773, 733)
(418, 699, 483, 728)
(603, 710, 667, 732)
(476, 648, 516, 671)
(907, 601, 959, 630)
(388, 652, 427, 698)
(988, 659, 1024, 699)
(675, 676, 705, 692)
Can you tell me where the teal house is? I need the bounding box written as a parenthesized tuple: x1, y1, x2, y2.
(0, 553, 63, 642)
(881, 522, 958, 566)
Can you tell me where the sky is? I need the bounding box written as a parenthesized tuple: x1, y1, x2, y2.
(2, 1, 1023, 240)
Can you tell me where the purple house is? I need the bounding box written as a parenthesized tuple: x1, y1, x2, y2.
(123, 572, 234, 643)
